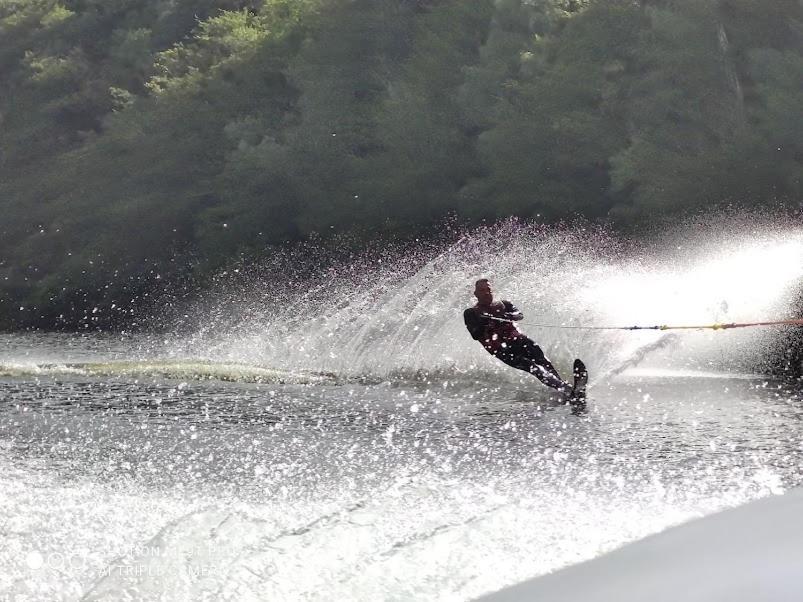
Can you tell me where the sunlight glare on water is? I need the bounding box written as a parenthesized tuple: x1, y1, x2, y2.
(168, 219, 803, 383)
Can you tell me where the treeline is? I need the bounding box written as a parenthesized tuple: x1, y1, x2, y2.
(1, 0, 801, 329)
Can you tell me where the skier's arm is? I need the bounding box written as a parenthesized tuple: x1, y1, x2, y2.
(464, 309, 491, 340)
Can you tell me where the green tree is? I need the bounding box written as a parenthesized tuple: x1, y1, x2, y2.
(609, 1, 741, 218)
(362, 0, 493, 230)
(464, 0, 643, 220)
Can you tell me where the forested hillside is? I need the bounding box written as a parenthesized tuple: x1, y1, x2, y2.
(1, 0, 801, 328)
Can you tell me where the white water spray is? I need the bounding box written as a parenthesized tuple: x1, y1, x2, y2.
(169, 219, 803, 384)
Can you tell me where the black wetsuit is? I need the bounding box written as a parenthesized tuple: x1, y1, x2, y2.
(464, 301, 570, 393)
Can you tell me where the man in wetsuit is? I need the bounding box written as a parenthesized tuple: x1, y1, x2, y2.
(464, 278, 574, 397)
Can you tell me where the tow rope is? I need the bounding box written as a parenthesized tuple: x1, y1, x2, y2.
(483, 315, 803, 332)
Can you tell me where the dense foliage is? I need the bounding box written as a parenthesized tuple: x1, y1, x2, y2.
(1, 0, 801, 328)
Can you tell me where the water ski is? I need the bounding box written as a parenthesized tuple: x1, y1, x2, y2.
(569, 359, 588, 407)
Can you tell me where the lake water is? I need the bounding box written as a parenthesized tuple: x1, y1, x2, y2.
(2, 222, 803, 600)
(0, 333, 801, 601)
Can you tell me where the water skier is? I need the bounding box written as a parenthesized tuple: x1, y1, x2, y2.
(463, 279, 586, 404)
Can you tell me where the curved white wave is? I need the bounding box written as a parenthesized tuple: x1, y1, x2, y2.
(0, 360, 331, 385)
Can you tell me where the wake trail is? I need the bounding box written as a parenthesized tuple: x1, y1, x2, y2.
(595, 334, 680, 383)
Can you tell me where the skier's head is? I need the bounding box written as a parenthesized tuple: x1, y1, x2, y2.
(473, 279, 493, 305)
